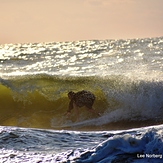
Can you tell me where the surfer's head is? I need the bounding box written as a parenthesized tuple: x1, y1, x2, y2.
(68, 91, 75, 99)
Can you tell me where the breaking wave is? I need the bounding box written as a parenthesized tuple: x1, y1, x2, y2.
(1, 74, 163, 130)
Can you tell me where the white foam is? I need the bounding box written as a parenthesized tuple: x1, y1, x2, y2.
(74, 125, 163, 162)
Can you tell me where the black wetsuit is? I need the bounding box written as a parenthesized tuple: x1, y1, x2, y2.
(67, 90, 95, 113)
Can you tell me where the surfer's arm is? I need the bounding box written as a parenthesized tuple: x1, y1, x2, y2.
(66, 100, 74, 114)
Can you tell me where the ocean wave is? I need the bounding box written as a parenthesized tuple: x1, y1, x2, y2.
(1, 74, 163, 130)
(74, 126, 163, 163)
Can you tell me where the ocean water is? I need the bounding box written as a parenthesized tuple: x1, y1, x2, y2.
(0, 37, 163, 162)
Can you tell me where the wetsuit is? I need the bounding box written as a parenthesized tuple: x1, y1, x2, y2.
(67, 90, 95, 113)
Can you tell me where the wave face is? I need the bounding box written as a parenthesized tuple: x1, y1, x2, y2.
(1, 74, 163, 130)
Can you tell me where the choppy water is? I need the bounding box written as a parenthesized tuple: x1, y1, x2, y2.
(1, 37, 163, 78)
(0, 37, 163, 162)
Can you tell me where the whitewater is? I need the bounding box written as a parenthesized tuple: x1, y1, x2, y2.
(0, 37, 163, 162)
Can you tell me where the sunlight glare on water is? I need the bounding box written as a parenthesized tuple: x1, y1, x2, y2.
(0, 37, 163, 79)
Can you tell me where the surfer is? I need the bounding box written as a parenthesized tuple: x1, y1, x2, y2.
(65, 90, 100, 119)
